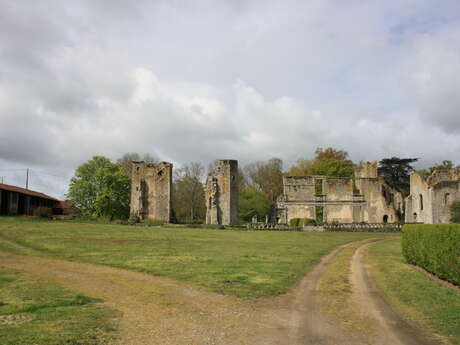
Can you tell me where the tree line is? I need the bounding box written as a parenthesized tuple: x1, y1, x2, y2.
(66, 148, 460, 222)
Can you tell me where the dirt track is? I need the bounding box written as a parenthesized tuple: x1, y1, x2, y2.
(350, 242, 437, 345)
(0, 240, 438, 345)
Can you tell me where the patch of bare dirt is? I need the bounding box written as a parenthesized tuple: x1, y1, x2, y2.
(0, 313, 34, 326)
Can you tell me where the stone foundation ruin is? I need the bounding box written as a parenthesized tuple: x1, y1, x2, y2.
(205, 160, 239, 225)
(130, 161, 173, 222)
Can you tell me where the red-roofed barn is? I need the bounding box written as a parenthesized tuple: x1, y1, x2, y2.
(0, 184, 59, 216)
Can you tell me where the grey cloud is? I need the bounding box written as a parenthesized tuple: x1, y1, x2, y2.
(1, 0, 460, 198)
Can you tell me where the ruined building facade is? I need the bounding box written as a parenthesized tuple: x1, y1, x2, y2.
(205, 160, 238, 225)
(130, 161, 173, 222)
(276, 162, 403, 224)
(405, 169, 460, 224)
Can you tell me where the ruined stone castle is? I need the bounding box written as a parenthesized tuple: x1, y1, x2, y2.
(130, 161, 173, 222)
(276, 162, 404, 224)
(205, 160, 239, 225)
(130, 159, 239, 225)
(405, 169, 460, 224)
(128, 157, 459, 226)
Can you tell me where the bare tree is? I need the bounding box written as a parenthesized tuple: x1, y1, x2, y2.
(117, 152, 158, 176)
(244, 157, 283, 205)
(173, 162, 206, 223)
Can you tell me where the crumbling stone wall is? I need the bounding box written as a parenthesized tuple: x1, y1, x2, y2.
(130, 161, 172, 222)
(277, 161, 402, 224)
(405, 169, 459, 223)
(205, 160, 238, 225)
(354, 161, 378, 178)
(283, 176, 316, 201)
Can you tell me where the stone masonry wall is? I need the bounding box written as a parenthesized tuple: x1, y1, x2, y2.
(130, 161, 172, 222)
(205, 160, 238, 225)
(405, 170, 460, 224)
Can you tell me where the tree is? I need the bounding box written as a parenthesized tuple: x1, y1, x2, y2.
(451, 201, 460, 223)
(239, 186, 271, 223)
(67, 156, 131, 220)
(418, 160, 459, 180)
(117, 152, 158, 176)
(378, 157, 418, 195)
(288, 158, 312, 176)
(244, 158, 284, 205)
(173, 162, 206, 223)
(288, 147, 354, 177)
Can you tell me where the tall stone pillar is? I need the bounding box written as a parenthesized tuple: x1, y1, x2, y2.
(205, 160, 238, 225)
(130, 161, 173, 222)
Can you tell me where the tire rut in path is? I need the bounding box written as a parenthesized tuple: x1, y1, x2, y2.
(350, 241, 439, 345)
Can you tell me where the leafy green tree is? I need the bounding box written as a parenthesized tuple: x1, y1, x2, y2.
(67, 156, 131, 220)
(289, 147, 354, 177)
(244, 158, 284, 205)
(418, 160, 459, 180)
(288, 158, 312, 176)
(378, 157, 418, 195)
(239, 186, 271, 223)
(451, 201, 460, 223)
(173, 162, 206, 223)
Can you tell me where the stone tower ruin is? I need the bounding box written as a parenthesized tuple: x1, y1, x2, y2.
(130, 161, 172, 222)
(205, 160, 238, 225)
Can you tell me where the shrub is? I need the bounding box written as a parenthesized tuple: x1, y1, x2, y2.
(289, 218, 316, 227)
(451, 201, 460, 223)
(402, 224, 460, 285)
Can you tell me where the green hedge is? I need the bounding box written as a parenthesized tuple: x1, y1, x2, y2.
(289, 218, 316, 227)
(402, 224, 460, 285)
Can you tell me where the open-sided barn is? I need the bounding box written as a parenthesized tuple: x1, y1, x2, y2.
(0, 183, 59, 216)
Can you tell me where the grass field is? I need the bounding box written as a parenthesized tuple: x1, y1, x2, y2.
(367, 239, 460, 345)
(0, 266, 116, 345)
(0, 217, 393, 298)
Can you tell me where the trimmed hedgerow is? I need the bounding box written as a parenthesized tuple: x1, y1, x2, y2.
(402, 224, 460, 286)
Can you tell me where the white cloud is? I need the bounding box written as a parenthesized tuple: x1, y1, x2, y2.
(1, 0, 460, 198)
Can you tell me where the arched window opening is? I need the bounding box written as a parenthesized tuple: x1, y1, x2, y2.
(383, 215, 389, 223)
(413, 213, 417, 221)
(444, 193, 450, 205)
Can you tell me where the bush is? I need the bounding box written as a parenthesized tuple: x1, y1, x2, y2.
(451, 201, 460, 223)
(402, 224, 460, 285)
(289, 218, 316, 227)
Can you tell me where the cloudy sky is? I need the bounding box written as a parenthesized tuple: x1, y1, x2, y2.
(1, 0, 460, 198)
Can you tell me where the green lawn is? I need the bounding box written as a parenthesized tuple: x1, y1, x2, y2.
(0, 266, 116, 345)
(0, 217, 393, 298)
(367, 239, 460, 345)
